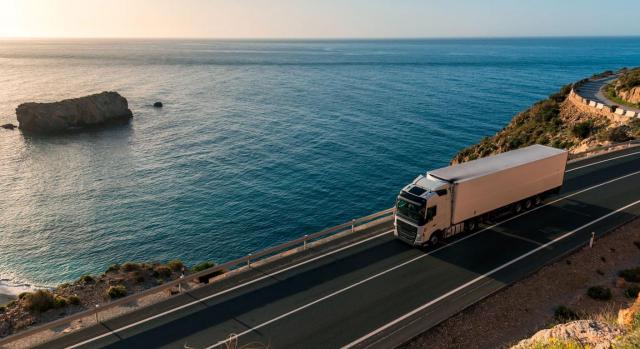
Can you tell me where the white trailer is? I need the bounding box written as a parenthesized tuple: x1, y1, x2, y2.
(394, 145, 568, 246)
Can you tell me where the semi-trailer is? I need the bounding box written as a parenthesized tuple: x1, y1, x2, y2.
(394, 144, 568, 246)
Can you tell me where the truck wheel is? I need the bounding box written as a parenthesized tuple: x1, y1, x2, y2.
(429, 232, 442, 246)
(514, 202, 523, 214)
(465, 220, 477, 232)
(534, 195, 542, 206)
(524, 198, 533, 210)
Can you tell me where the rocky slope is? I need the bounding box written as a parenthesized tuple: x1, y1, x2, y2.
(16, 91, 133, 133)
(452, 82, 640, 164)
(613, 68, 640, 105)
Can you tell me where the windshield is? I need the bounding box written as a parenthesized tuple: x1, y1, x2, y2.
(396, 199, 425, 224)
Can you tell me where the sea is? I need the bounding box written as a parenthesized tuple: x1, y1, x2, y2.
(1, 37, 640, 295)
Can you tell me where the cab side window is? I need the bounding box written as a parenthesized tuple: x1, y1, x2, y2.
(426, 206, 437, 222)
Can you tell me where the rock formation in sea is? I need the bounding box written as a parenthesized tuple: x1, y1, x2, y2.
(16, 92, 133, 133)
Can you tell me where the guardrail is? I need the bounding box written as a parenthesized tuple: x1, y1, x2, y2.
(0, 208, 395, 347)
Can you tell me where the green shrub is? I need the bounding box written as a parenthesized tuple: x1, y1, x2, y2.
(625, 285, 640, 299)
(587, 286, 612, 300)
(554, 305, 579, 322)
(68, 295, 81, 305)
(167, 260, 184, 272)
(604, 126, 632, 143)
(122, 262, 139, 272)
(620, 268, 640, 282)
(53, 296, 67, 308)
(155, 266, 172, 278)
(107, 285, 127, 299)
(79, 275, 95, 284)
(58, 283, 71, 289)
(0, 306, 5, 313)
(571, 121, 595, 139)
(24, 290, 56, 312)
(192, 261, 215, 273)
(135, 275, 145, 283)
(106, 264, 121, 273)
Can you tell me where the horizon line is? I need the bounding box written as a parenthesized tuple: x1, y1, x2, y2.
(1, 34, 640, 41)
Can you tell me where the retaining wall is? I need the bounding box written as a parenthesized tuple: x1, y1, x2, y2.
(569, 78, 639, 122)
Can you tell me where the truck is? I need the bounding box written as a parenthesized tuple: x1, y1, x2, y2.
(394, 144, 568, 246)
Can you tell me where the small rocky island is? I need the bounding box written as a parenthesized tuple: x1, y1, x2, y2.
(16, 92, 133, 133)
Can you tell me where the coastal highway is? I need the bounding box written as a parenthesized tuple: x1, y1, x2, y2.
(34, 147, 640, 349)
(576, 76, 640, 113)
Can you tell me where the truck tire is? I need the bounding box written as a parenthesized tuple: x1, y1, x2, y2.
(534, 195, 542, 206)
(524, 198, 533, 210)
(465, 220, 477, 232)
(514, 202, 523, 214)
(429, 231, 442, 246)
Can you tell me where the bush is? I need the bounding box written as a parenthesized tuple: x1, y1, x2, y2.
(122, 262, 139, 272)
(625, 285, 640, 299)
(24, 290, 56, 313)
(554, 305, 579, 322)
(192, 261, 215, 273)
(18, 292, 29, 300)
(605, 126, 632, 143)
(571, 121, 595, 139)
(107, 285, 127, 299)
(79, 275, 95, 284)
(167, 260, 184, 272)
(68, 295, 81, 305)
(587, 286, 612, 300)
(0, 306, 5, 313)
(106, 264, 121, 273)
(620, 268, 640, 282)
(155, 266, 172, 278)
(53, 296, 67, 308)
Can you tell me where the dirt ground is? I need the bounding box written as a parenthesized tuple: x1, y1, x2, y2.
(402, 218, 640, 349)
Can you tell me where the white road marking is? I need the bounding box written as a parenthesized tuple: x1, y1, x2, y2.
(66, 150, 640, 348)
(566, 150, 640, 173)
(204, 168, 640, 348)
(64, 229, 394, 349)
(342, 198, 640, 349)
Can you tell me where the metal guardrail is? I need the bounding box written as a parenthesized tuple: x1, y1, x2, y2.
(0, 207, 395, 346)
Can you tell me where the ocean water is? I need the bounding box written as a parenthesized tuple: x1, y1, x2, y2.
(1, 37, 640, 293)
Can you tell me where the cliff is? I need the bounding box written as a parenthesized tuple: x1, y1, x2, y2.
(614, 68, 640, 105)
(16, 92, 133, 133)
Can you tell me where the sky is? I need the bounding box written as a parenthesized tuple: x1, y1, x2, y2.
(1, 0, 639, 39)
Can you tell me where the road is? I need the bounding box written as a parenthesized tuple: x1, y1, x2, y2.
(34, 147, 640, 349)
(575, 76, 640, 113)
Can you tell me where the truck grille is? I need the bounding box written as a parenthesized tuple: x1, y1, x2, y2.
(396, 219, 418, 244)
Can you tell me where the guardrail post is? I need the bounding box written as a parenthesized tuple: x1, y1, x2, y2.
(303, 235, 308, 250)
(247, 253, 252, 267)
(94, 304, 100, 324)
(351, 219, 355, 233)
(589, 232, 595, 248)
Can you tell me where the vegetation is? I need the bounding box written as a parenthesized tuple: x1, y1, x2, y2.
(619, 268, 640, 283)
(587, 286, 613, 301)
(106, 264, 121, 273)
(68, 295, 81, 305)
(79, 274, 95, 284)
(107, 285, 127, 299)
(554, 305, 579, 322)
(121, 262, 139, 272)
(167, 259, 184, 272)
(23, 290, 57, 313)
(155, 265, 172, 278)
(192, 261, 216, 273)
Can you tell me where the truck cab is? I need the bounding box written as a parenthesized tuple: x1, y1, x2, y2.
(394, 174, 452, 246)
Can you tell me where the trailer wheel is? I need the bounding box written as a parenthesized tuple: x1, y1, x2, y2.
(465, 220, 477, 232)
(534, 195, 542, 206)
(514, 202, 523, 214)
(524, 198, 533, 210)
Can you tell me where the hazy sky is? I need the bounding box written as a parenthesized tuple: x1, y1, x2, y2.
(1, 0, 639, 39)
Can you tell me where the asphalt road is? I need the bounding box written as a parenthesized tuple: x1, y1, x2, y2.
(576, 76, 640, 113)
(34, 147, 640, 349)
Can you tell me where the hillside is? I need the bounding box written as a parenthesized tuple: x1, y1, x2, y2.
(606, 67, 640, 106)
(452, 79, 640, 164)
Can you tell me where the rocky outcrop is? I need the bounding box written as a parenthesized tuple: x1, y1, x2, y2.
(618, 293, 640, 328)
(618, 86, 640, 104)
(512, 320, 624, 349)
(16, 92, 133, 133)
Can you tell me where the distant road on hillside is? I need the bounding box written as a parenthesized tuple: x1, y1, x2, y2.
(575, 76, 640, 113)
